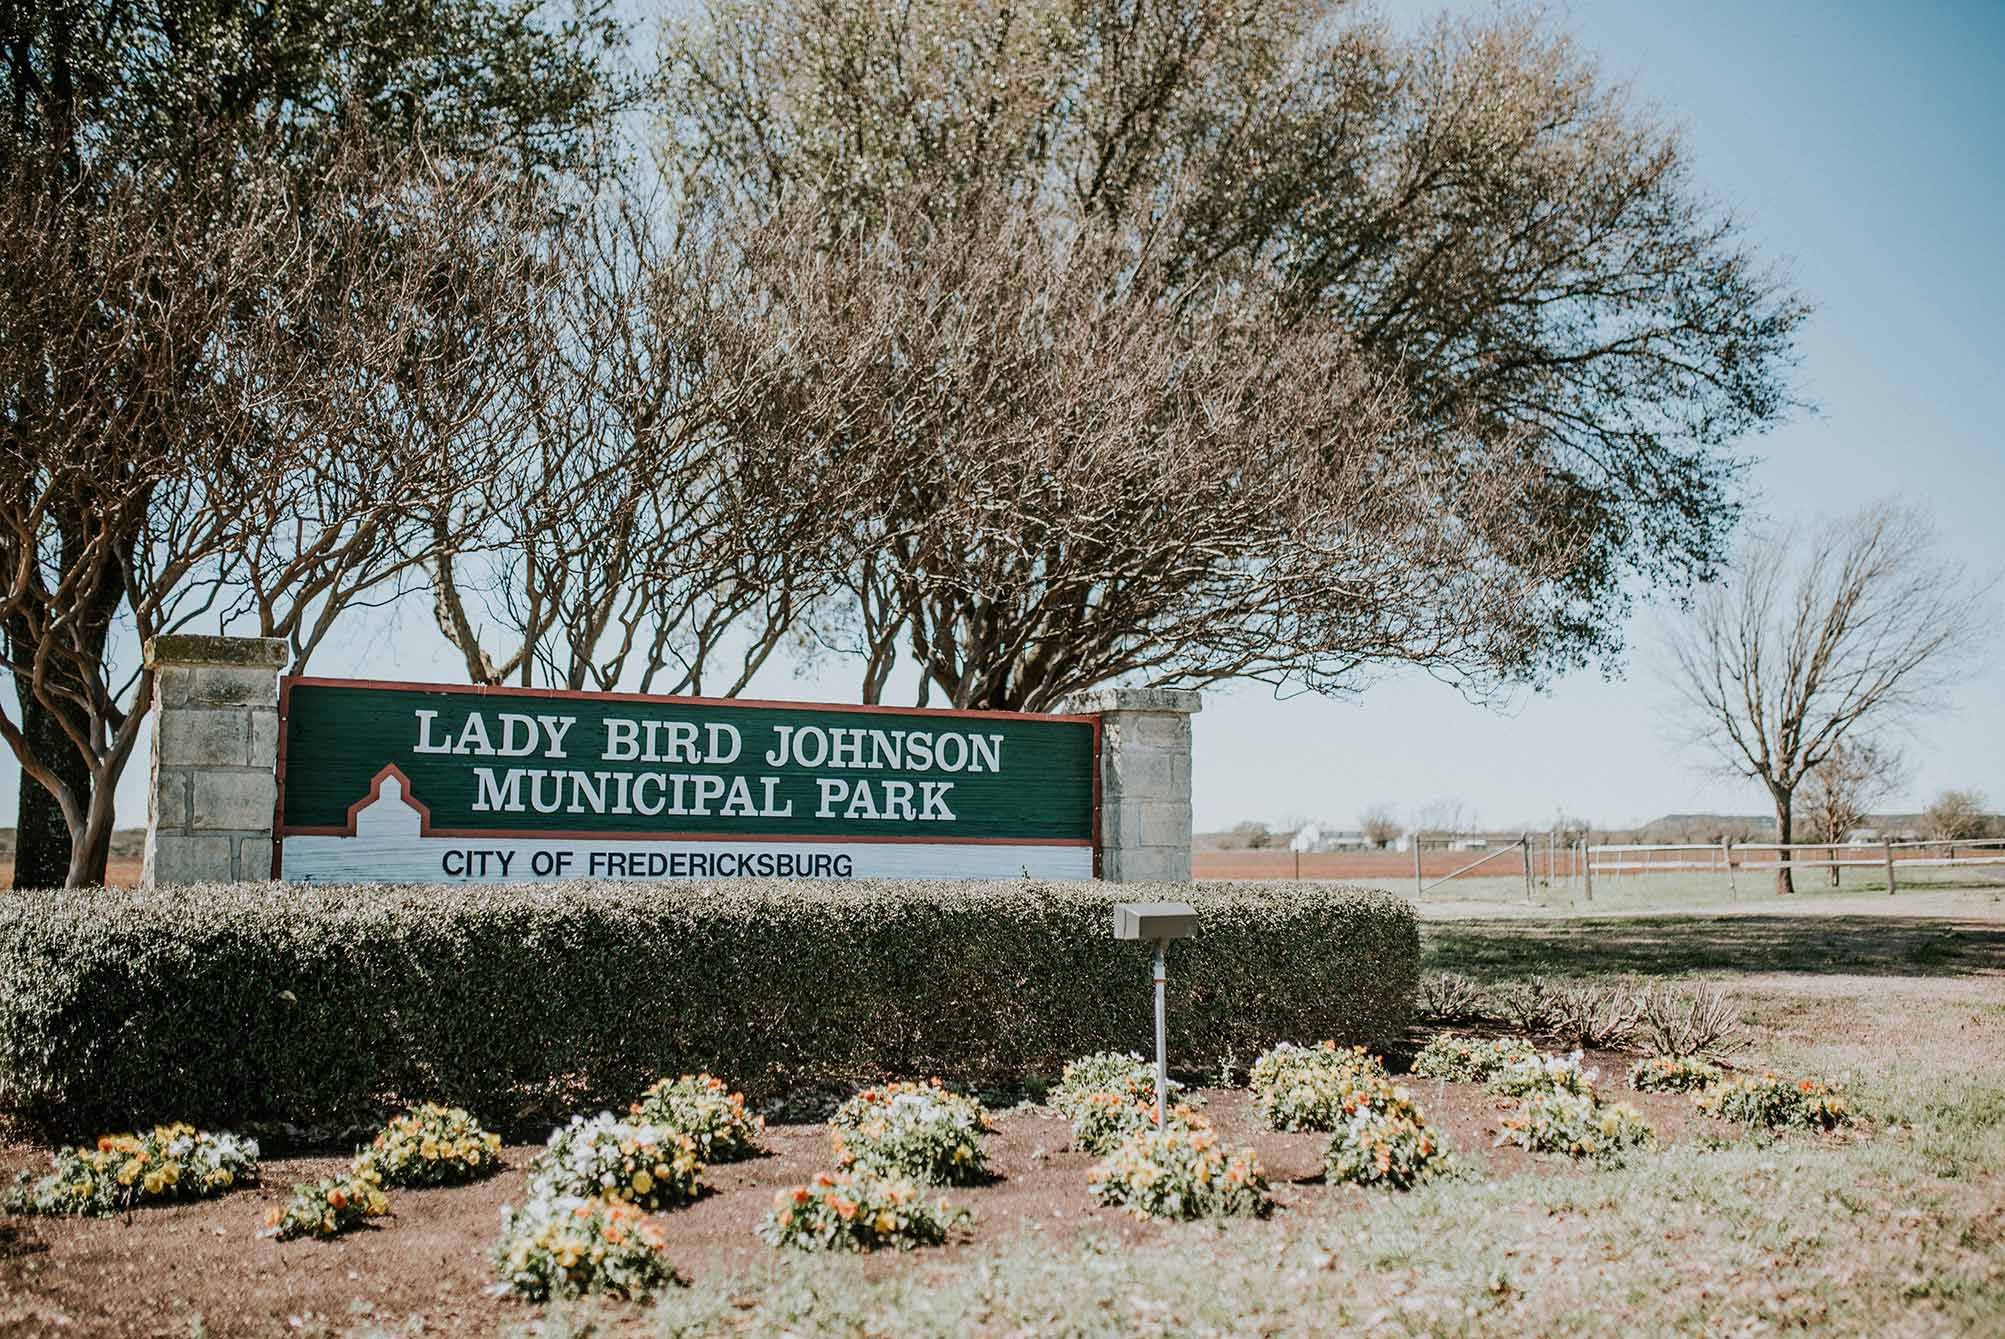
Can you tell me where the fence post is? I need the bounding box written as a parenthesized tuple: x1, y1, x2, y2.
(1724, 839, 1737, 898)
(1412, 837, 1422, 899)
(1520, 835, 1534, 904)
(1583, 841, 1594, 901)
(1883, 838, 1896, 895)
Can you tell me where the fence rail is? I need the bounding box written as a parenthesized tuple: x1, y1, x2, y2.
(1583, 836, 2005, 896)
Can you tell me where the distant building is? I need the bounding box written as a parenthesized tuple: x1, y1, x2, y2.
(1289, 823, 1370, 853)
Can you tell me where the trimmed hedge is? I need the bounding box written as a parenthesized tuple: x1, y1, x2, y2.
(0, 880, 1417, 1134)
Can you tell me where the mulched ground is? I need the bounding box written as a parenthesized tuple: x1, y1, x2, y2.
(0, 1051, 1715, 1338)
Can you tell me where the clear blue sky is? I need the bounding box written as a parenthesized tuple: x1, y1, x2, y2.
(6, 0, 2002, 837)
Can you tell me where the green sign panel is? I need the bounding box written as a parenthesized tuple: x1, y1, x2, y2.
(276, 679, 1098, 883)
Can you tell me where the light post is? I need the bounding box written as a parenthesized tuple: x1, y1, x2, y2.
(1112, 901, 1198, 1125)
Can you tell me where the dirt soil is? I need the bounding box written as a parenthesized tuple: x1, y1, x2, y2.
(0, 1050, 1740, 1338)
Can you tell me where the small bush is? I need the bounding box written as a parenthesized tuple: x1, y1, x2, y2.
(527, 1113, 705, 1210)
(1543, 982, 1641, 1049)
(1486, 1050, 1599, 1100)
(831, 1085, 993, 1185)
(1069, 1094, 1207, 1156)
(494, 1192, 681, 1300)
(1496, 977, 1559, 1033)
(630, 1074, 765, 1163)
(1494, 1090, 1655, 1166)
(1249, 1042, 1388, 1132)
(1048, 1052, 1184, 1121)
(1637, 983, 1747, 1059)
(756, 1170, 965, 1252)
(5, 1123, 259, 1216)
(0, 881, 1418, 1134)
(1695, 1073, 1852, 1130)
(1628, 1056, 1724, 1093)
(1322, 1077, 1452, 1190)
(357, 1103, 503, 1188)
(1410, 1035, 1539, 1084)
(1416, 972, 1491, 1024)
(1090, 1120, 1271, 1220)
(264, 1167, 390, 1240)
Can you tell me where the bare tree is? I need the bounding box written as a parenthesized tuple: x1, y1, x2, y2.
(1802, 740, 1907, 886)
(717, 190, 1590, 711)
(0, 139, 552, 886)
(663, 0, 1808, 704)
(1921, 789, 1991, 842)
(1414, 798, 1472, 845)
(1664, 501, 1990, 893)
(1360, 806, 1404, 850)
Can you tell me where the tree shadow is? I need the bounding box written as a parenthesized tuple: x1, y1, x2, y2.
(1423, 914, 2005, 980)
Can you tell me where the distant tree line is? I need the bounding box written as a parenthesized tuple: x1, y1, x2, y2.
(5, 0, 1810, 885)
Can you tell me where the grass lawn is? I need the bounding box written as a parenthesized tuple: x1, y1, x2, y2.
(7, 888, 2002, 1337)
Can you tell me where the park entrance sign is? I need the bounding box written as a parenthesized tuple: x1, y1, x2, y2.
(274, 678, 1099, 883)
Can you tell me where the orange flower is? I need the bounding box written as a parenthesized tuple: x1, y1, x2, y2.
(328, 1188, 348, 1210)
(792, 1188, 811, 1205)
(831, 1197, 857, 1221)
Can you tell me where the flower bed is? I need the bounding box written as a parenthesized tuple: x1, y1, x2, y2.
(1486, 1050, 1599, 1099)
(831, 1084, 993, 1185)
(494, 1192, 680, 1300)
(4, 1123, 259, 1216)
(1494, 1090, 1655, 1166)
(1048, 1052, 1186, 1120)
(1249, 1041, 1388, 1131)
(757, 1170, 965, 1252)
(265, 1167, 390, 1240)
(1322, 1077, 1453, 1189)
(1628, 1056, 1724, 1093)
(358, 1103, 503, 1187)
(1695, 1073, 1853, 1130)
(1410, 1035, 1540, 1084)
(630, 1073, 766, 1163)
(1090, 1119, 1272, 1220)
(527, 1113, 705, 1209)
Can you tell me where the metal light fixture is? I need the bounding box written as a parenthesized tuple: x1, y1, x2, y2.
(1111, 901, 1198, 1125)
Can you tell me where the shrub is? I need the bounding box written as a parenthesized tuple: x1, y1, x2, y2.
(1496, 977, 1559, 1033)
(1324, 1079, 1453, 1190)
(1543, 982, 1642, 1049)
(1494, 1090, 1655, 1166)
(1628, 1056, 1724, 1094)
(494, 1192, 681, 1300)
(1486, 1050, 1599, 1099)
(756, 1170, 965, 1252)
(1410, 1035, 1539, 1084)
(831, 1085, 993, 1184)
(265, 1167, 390, 1240)
(1090, 1121, 1272, 1220)
(1048, 1052, 1185, 1121)
(358, 1103, 503, 1188)
(527, 1113, 705, 1210)
(1249, 1042, 1388, 1132)
(1069, 1094, 1207, 1156)
(5, 1123, 259, 1216)
(1636, 983, 1747, 1058)
(1695, 1073, 1853, 1130)
(1415, 972, 1491, 1024)
(0, 881, 1419, 1134)
(630, 1074, 765, 1163)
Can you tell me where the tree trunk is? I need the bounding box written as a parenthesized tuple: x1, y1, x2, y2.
(10, 688, 103, 888)
(1772, 791, 1795, 895)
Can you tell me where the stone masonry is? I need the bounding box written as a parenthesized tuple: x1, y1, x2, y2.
(1059, 687, 1201, 883)
(142, 634, 290, 886)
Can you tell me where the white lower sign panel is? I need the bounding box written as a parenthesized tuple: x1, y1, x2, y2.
(279, 772, 1091, 883)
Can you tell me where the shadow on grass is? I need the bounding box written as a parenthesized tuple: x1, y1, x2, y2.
(1423, 914, 2005, 980)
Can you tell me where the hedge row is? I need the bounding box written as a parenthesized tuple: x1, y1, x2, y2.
(0, 880, 1418, 1134)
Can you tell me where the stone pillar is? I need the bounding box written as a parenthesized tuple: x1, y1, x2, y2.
(1060, 687, 1201, 883)
(142, 634, 289, 887)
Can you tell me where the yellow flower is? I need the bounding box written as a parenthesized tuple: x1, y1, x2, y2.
(631, 1171, 655, 1196)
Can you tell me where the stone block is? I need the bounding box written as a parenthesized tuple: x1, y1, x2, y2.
(1105, 747, 1177, 800)
(155, 666, 197, 709)
(145, 634, 290, 670)
(145, 832, 235, 887)
(157, 709, 250, 768)
(236, 836, 275, 881)
(1061, 687, 1202, 717)
(188, 666, 281, 708)
(191, 769, 276, 831)
(248, 707, 280, 768)
(1106, 847, 1189, 884)
(1134, 712, 1193, 750)
(150, 769, 190, 834)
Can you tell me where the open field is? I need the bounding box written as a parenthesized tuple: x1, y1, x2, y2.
(3, 890, 2002, 1336)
